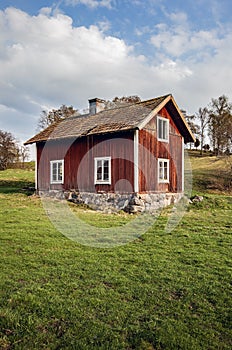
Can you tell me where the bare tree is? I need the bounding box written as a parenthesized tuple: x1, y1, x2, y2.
(208, 95, 232, 155)
(19, 146, 30, 167)
(225, 157, 232, 189)
(104, 95, 141, 109)
(195, 107, 210, 155)
(0, 130, 19, 170)
(37, 105, 79, 131)
(194, 138, 200, 150)
(183, 111, 200, 149)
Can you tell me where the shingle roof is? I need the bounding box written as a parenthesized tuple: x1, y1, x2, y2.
(24, 94, 195, 145)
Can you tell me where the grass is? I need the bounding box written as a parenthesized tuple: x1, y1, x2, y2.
(0, 159, 232, 349)
(0, 168, 35, 194)
(189, 151, 232, 193)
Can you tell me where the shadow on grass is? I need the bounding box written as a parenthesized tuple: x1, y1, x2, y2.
(0, 180, 35, 195)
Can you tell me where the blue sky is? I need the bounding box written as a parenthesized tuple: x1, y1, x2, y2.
(0, 0, 232, 157)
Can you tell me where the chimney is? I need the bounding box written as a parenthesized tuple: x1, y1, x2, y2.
(88, 98, 105, 115)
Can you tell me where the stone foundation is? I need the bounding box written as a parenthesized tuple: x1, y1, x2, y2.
(39, 190, 183, 214)
(126, 192, 183, 213)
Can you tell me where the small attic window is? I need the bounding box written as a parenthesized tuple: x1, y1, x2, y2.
(157, 116, 169, 142)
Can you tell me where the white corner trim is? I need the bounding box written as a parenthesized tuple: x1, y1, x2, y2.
(35, 144, 37, 190)
(134, 129, 139, 193)
(182, 137, 184, 192)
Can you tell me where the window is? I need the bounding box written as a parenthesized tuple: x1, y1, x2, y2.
(158, 158, 169, 183)
(157, 116, 169, 142)
(50, 160, 64, 184)
(94, 157, 111, 184)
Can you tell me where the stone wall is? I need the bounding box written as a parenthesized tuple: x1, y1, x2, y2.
(126, 192, 183, 213)
(67, 191, 133, 213)
(39, 190, 183, 214)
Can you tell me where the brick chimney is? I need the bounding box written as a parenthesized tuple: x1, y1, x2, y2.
(88, 98, 105, 115)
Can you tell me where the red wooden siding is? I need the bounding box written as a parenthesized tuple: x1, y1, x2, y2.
(37, 132, 134, 193)
(138, 107, 183, 193)
(37, 106, 183, 194)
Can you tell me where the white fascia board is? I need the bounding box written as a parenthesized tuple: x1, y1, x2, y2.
(35, 144, 38, 190)
(134, 129, 139, 193)
(182, 137, 184, 192)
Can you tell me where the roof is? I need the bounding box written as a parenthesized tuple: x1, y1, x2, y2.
(24, 94, 195, 145)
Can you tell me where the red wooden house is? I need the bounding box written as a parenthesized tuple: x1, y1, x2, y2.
(25, 94, 194, 212)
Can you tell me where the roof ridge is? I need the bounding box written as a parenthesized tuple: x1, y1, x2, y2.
(137, 94, 171, 105)
(94, 93, 172, 113)
(66, 94, 172, 119)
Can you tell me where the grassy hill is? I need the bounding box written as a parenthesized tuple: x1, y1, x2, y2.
(0, 159, 231, 349)
(0, 167, 35, 194)
(188, 150, 232, 194)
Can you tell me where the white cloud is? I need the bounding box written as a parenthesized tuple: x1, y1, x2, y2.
(0, 7, 146, 142)
(168, 11, 188, 24)
(39, 7, 53, 16)
(65, 0, 113, 9)
(96, 19, 111, 32)
(150, 11, 226, 61)
(135, 25, 152, 37)
(0, 6, 232, 150)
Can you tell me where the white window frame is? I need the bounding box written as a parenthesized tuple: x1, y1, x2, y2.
(158, 158, 169, 183)
(50, 160, 64, 184)
(157, 116, 169, 142)
(94, 157, 111, 185)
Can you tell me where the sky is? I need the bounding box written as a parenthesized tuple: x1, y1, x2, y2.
(0, 0, 232, 159)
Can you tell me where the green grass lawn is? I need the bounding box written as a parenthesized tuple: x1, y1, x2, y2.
(0, 163, 232, 349)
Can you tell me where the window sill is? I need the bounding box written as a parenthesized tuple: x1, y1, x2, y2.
(157, 138, 169, 143)
(95, 182, 111, 185)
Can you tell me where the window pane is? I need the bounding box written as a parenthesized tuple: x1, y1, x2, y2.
(52, 163, 57, 181)
(163, 120, 167, 140)
(103, 160, 109, 181)
(58, 162, 63, 181)
(158, 119, 162, 139)
(97, 160, 102, 180)
(159, 161, 163, 179)
(164, 162, 168, 180)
